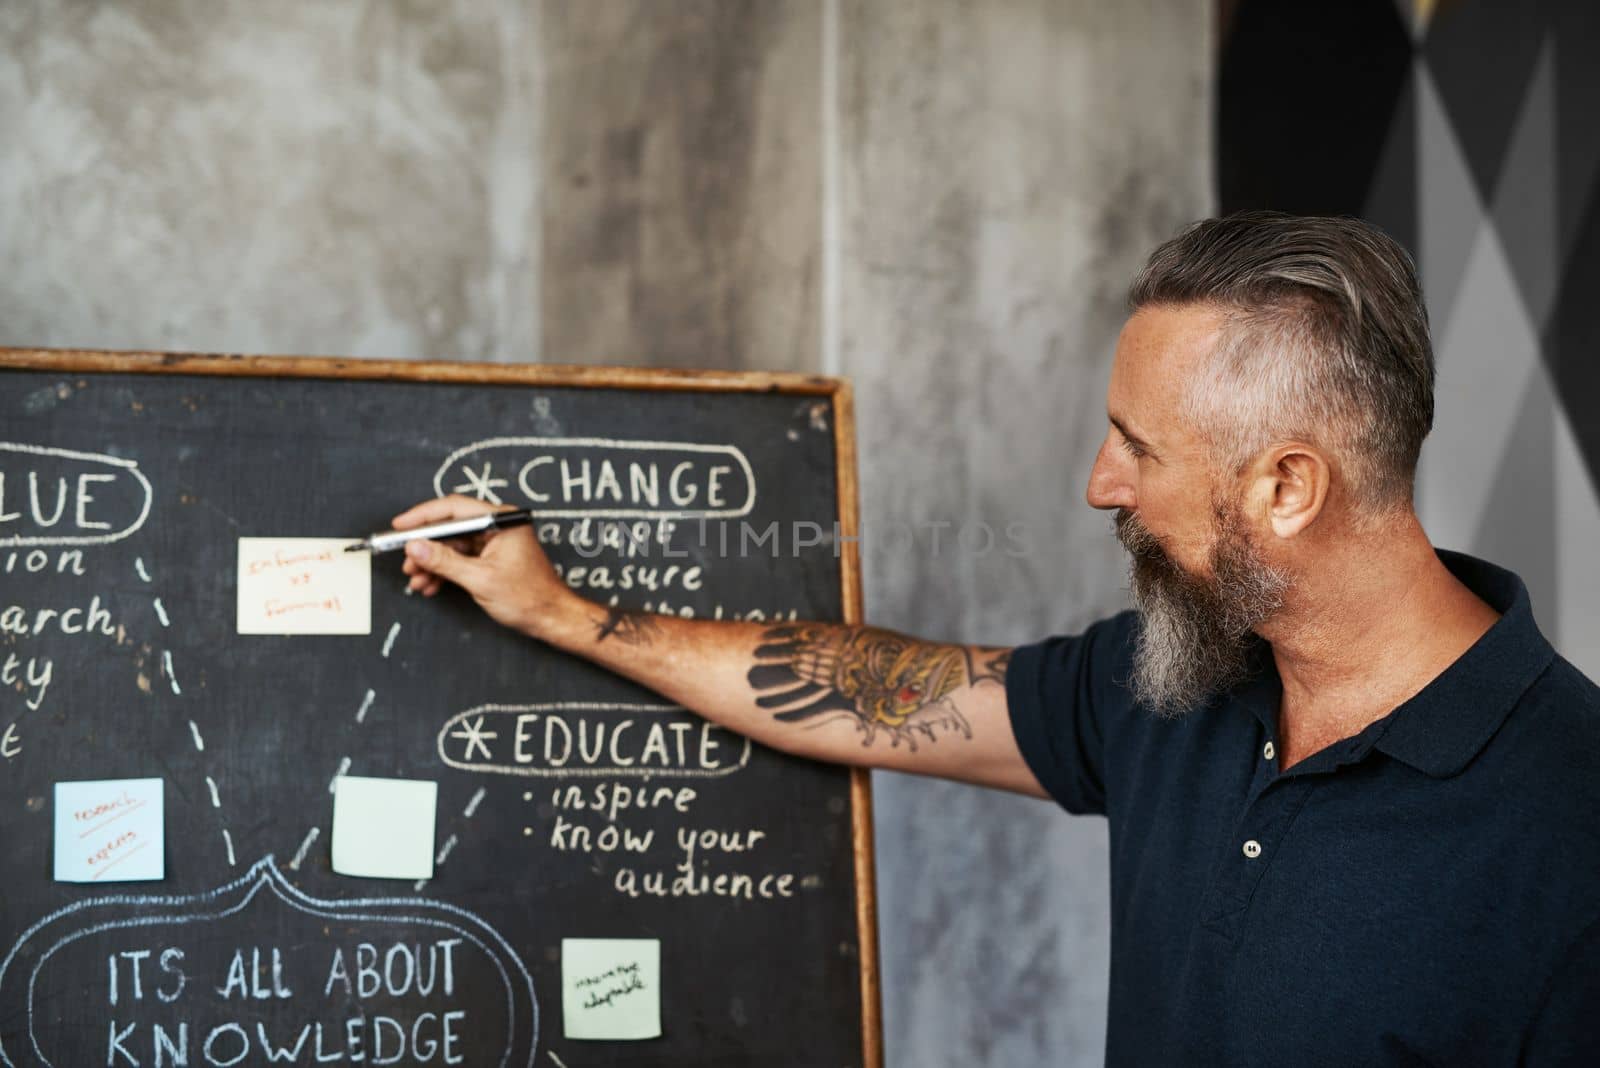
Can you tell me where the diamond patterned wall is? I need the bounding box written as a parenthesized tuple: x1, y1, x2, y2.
(1219, 0, 1600, 678)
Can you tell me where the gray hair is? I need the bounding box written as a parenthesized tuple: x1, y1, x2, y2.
(1128, 211, 1434, 515)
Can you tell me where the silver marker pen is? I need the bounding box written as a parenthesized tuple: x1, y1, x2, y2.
(345, 508, 534, 554)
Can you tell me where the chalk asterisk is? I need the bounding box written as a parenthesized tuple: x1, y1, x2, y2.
(452, 462, 508, 504)
(449, 715, 498, 761)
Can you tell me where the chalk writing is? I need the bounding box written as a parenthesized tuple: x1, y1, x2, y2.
(0, 857, 540, 1067)
(539, 776, 812, 902)
(1, 654, 52, 713)
(437, 703, 750, 779)
(0, 444, 152, 547)
(432, 438, 757, 520)
(0, 594, 117, 637)
(0, 548, 84, 575)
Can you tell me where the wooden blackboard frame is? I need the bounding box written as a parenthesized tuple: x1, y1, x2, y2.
(0, 345, 884, 1068)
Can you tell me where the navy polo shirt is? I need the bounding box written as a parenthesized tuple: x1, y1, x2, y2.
(1007, 551, 1600, 1066)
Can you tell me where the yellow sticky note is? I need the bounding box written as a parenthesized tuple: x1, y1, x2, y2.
(562, 938, 661, 1040)
(237, 537, 371, 635)
(330, 776, 436, 880)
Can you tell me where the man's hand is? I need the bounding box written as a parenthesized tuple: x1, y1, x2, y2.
(393, 495, 574, 639)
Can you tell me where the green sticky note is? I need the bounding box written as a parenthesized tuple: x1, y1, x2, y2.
(330, 776, 436, 879)
(562, 938, 661, 1040)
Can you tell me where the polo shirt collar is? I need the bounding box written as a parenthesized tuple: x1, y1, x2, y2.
(1226, 551, 1553, 778)
(1368, 550, 1555, 778)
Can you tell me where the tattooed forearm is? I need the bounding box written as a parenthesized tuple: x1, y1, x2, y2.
(965, 647, 1011, 685)
(746, 625, 1006, 750)
(593, 607, 662, 647)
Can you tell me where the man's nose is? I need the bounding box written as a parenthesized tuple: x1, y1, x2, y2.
(1086, 435, 1135, 511)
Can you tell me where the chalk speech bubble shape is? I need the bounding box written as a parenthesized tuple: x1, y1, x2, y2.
(0, 857, 538, 1068)
(0, 443, 152, 548)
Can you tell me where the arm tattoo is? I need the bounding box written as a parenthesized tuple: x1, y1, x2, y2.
(966, 647, 1011, 685)
(746, 625, 1007, 749)
(593, 607, 661, 647)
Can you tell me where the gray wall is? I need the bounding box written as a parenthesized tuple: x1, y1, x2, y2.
(0, 2, 1212, 1063)
(838, 4, 1211, 1064)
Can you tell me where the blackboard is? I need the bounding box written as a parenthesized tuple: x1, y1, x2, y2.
(0, 349, 881, 1068)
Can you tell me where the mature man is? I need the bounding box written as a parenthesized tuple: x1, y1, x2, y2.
(395, 213, 1599, 1065)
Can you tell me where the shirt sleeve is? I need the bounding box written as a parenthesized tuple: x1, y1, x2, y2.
(1519, 913, 1600, 1065)
(1004, 611, 1136, 817)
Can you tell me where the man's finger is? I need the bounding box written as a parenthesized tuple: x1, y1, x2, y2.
(405, 538, 482, 591)
(392, 494, 499, 529)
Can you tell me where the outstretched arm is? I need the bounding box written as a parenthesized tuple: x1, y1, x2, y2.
(394, 496, 1045, 796)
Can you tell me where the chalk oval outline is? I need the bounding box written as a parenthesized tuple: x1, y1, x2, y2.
(438, 701, 753, 779)
(0, 856, 538, 1068)
(431, 436, 758, 519)
(0, 442, 153, 548)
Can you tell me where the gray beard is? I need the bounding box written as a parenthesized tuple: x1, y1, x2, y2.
(1115, 505, 1288, 718)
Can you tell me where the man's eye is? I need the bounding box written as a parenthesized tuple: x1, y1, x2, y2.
(1120, 438, 1146, 459)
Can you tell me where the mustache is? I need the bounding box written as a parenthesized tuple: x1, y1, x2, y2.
(1113, 507, 1141, 546)
(1114, 508, 1171, 565)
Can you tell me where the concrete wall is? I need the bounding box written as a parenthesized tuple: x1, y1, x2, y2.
(0, 3, 1213, 1063)
(838, 4, 1211, 1063)
(0, 2, 539, 360)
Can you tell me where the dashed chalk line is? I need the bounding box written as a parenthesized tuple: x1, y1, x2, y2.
(435, 834, 458, 866)
(161, 650, 180, 695)
(289, 827, 320, 871)
(329, 756, 351, 792)
(414, 832, 462, 893)
(355, 689, 375, 724)
(415, 786, 488, 892)
(136, 557, 239, 873)
(381, 622, 402, 658)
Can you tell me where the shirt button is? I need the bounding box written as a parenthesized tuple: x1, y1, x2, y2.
(1263, 741, 1276, 761)
(1242, 840, 1262, 859)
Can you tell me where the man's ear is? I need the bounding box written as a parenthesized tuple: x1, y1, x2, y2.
(1246, 442, 1330, 540)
